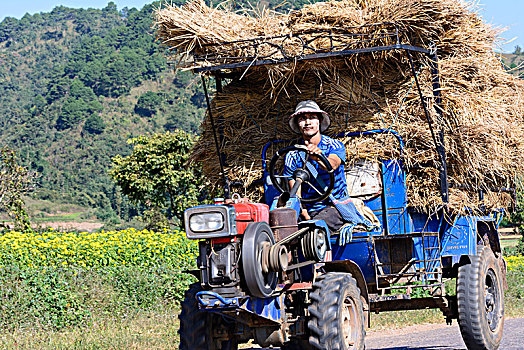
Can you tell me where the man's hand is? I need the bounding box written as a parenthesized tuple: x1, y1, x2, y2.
(304, 140, 342, 171)
(300, 208, 311, 220)
(304, 140, 322, 161)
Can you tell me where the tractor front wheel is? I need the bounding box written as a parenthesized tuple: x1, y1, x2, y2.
(308, 272, 366, 350)
(457, 246, 505, 350)
(178, 283, 239, 350)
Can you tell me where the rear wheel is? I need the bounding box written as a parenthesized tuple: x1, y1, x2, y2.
(178, 283, 239, 350)
(457, 246, 504, 350)
(308, 272, 366, 350)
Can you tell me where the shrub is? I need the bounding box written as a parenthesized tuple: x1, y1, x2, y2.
(0, 264, 195, 330)
(0, 228, 198, 330)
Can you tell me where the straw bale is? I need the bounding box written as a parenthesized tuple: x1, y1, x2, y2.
(154, 0, 524, 214)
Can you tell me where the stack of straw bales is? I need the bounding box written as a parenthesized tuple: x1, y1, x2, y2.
(155, 0, 524, 213)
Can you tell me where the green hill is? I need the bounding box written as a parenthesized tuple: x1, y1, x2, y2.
(0, 2, 207, 223)
(0, 1, 323, 225)
(502, 53, 524, 79)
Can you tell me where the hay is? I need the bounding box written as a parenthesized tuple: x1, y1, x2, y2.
(154, 0, 524, 214)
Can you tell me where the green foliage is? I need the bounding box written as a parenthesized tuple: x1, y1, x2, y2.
(0, 226, 197, 330)
(135, 91, 162, 117)
(506, 257, 524, 316)
(0, 265, 195, 331)
(56, 98, 89, 130)
(83, 114, 106, 134)
(0, 147, 33, 229)
(0, 266, 90, 330)
(110, 131, 207, 227)
(512, 235, 524, 256)
(0, 228, 196, 270)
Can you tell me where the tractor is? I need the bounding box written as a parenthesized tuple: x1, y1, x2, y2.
(178, 24, 507, 350)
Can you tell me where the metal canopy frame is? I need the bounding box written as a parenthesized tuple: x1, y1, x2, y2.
(195, 23, 449, 204)
(193, 23, 430, 73)
(194, 44, 429, 73)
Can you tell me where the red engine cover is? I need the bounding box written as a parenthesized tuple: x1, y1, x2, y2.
(232, 203, 269, 235)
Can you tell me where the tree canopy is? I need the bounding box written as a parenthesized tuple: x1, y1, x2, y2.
(0, 147, 34, 229)
(110, 131, 207, 228)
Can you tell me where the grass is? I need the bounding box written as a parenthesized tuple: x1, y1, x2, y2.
(0, 269, 519, 349)
(31, 212, 84, 223)
(501, 236, 521, 249)
(370, 309, 445, 330)
(0, 265, 189, 349)
(23, 197, 89, 216)
(17, 197, 100, 225)
(0, 309, 180, 350)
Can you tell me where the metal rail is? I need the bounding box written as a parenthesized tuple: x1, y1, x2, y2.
(195, 44, 429, 72)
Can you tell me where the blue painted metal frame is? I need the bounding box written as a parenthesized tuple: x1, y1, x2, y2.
(260, 129, 504, 285)
(197, 291, 285, 325)
(439, 210, 504, 264)
(269, 194, 301, 220)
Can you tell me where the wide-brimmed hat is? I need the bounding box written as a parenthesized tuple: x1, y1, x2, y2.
(288, 100, 330, 134)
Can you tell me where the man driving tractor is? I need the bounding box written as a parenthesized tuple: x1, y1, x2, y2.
(283, 100, 350, 232)
(283, 100, 380, 239)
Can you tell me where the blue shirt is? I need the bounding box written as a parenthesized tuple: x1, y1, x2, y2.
(283, 135, 348, 213)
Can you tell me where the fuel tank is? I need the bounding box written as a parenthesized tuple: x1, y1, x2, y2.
(269, 207, 298, 241)
(232, 203, 270, 235)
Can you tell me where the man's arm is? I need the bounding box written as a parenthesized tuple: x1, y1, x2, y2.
(288, 179, 310, 220)
(304, 140, 342, 171)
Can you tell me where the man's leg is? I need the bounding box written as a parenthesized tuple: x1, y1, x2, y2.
(310, 206, 345, 233)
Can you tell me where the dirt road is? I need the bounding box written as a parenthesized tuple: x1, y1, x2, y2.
(366, 317, 524, 349)
(249, 318, 524, 349)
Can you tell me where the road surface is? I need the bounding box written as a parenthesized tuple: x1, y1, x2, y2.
(366, 318, 524, 350)
(248, 318, 524, 349)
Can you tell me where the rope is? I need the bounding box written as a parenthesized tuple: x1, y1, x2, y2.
(387, 66, 421, 131)
(345, 74, 355, 130)
(235, 97, 262, 132)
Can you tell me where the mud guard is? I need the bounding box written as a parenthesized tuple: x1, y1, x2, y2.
(323, 259, 369, 307)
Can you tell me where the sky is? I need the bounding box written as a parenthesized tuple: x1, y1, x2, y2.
(0, 0, 522, 52)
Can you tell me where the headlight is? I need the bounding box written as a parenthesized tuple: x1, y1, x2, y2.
(184, 205, 237, 239)
(189, 212, 224, 232)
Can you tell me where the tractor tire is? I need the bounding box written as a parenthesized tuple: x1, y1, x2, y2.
(178, 283, 239, 350)
(308, 272, 366, 350)
(457, 246, 505, 350)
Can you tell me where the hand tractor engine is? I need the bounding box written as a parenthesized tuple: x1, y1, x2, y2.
(184, 198, 330, 299)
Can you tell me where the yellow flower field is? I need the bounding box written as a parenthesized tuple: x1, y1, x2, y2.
(506, 255, 524, 272)
(0, 228, 198, 269)
(1, 228, 522, 273)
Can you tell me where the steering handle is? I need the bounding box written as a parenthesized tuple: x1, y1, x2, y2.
(268, 145, 335, 204)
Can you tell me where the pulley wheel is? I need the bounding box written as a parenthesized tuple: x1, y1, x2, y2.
(242, 222, 278, 298)
(301, 228, 328, 262)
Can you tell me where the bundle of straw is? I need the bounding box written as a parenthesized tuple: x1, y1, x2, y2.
(154, 0, 524, 213)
